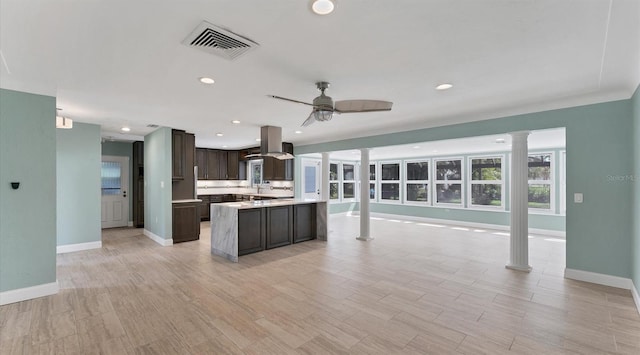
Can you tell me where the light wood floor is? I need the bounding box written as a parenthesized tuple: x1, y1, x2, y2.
(1, 214, 639, 354)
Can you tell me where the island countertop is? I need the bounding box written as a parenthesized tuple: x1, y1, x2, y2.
(210, 199, 327, 262)
(213, 198, 326, 210)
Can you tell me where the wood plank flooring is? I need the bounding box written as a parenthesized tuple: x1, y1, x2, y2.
(1, 214, 639, 354)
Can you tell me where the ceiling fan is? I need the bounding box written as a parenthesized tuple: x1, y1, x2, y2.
(269, 82, 393, 127)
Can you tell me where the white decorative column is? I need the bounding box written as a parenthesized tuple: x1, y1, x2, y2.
(357, 148, 373, 241)
(506, 131, 532, 272)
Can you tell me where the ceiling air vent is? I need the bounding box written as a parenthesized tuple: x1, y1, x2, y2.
(182, 21, 259, 61)
(146, 124, 159, 128)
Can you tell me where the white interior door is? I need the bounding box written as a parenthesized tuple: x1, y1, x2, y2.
(303, 159, 321, 199)
(101, 155, 129, 229)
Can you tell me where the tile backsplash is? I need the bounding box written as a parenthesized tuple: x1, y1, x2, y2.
(196, 179, 294, 196)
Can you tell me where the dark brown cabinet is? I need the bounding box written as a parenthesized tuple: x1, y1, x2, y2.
(195, 148, 244, 180)
(199, 196, 210, 220)
(133, 141, 144, 228)
(293, 204, 316, 243)
(261, 143, 294, 181)
(172, 202, 200, 243)
(172, 130, 186, 180)
(266, 205, 293, 249)
(238, 209, 265, 255)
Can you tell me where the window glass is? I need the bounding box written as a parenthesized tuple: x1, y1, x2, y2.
(369, 164, 376, 181)
(343, 164, 355, 181)
(528, 155, 551, 180)
(381, 163, 400, 180)
(329, 182, 339, 200)
(406, 162, 429, 180)
(471, 184, 502, 206)
(343, 183, 355, 199)
(406, 183, 428, 202)
(436, 183, 462, 204)
(381, 183, 400, 200)
(528, 184, 551, 209)
(471, 158, 501, 180)
(101, 161, 122, 195)
(329, 163, 339, 181)
(436, 160, 462, 180)
(369, 183, 375, 199)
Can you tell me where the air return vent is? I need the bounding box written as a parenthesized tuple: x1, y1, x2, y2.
(182, 21, 259, 61)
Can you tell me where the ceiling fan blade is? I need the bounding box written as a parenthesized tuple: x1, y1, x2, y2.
(301, 111, 316, 127)
(334, 100, 393, 113)
(268, 95, 315, 107)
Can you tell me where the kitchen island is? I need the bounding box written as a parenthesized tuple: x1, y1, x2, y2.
(210, 199, 327, 262)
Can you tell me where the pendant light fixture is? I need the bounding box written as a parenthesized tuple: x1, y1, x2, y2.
(56, 108, 73, 129)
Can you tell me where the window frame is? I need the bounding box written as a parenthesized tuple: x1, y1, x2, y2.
(403, 159, 430, 206)
(433, 157, 464, 207)
(467, 155, 505, 210)
(527, 151, 555, 214)
(379, 160, 402, 204)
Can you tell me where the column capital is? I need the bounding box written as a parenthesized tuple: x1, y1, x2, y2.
(509, 131, 531, 139)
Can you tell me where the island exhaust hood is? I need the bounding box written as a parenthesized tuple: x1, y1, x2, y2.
(246, 126, 294, 160)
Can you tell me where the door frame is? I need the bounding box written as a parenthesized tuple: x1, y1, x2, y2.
(302, 158, 321, 200)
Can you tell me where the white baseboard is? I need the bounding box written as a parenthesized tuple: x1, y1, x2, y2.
(564, 268, 633, 290)
(632, 282, 640, 316)
(0, 281, 59, 306)
(57, 241, 102, 254)
(349, 211, 566, 237)
(143, 229, 173, 246)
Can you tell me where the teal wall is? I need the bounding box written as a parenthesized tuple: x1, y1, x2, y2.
(0, 89, 57, 292)
(101, 141, 134, 222)
(632, 86, 640, 290)
(298, 99, 634, 279)
(57, 122, 102, 247)
(144, 128, 172, 240)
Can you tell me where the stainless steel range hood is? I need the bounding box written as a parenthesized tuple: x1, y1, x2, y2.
(246, 126, 294, 160)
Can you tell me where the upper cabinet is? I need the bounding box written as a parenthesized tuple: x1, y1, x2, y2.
(172, 130, 186, 180)
(196, 148, 244, 180)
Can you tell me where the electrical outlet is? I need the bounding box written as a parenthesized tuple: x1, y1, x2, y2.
(574, 193, 583, 203)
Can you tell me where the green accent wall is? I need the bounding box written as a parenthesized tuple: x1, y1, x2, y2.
(144, 128, 172, 240)
(632, 85, 640, 290)
(298, 99, 634, 279)
(101, 141, 134, 222)
(57, 122, 101, 247)
(0, 89, 57, 292)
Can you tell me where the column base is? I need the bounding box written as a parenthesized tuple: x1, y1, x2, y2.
(505, 264, 532, 273)
(356, 236, 374, 241)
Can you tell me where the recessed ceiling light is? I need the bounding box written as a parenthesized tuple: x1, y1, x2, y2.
(435, 83, 453, 90)
(121, 127, 131, 132)
(216, 132, 223, 137)
(295, 130, 302, 134)
(412, 146, 420, 149)
(199, 77, 215, 84)
(432, 150, 438, 153)
(312, 0, 335, 15)
(222, 145, 228, 148)
(495, 138, 506, 144)
(255, 138, 261, 142)
(231, 120, 241, 124)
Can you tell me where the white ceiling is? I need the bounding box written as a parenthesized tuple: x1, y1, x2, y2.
(1, 1, 638, 149)
(305, 128, 566, 161)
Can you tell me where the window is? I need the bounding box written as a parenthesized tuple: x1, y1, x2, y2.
(380, 162, 401, 202)
(342, 163, 356, 200)
(435, 159, 463, 205)
(369, 164, 376, 200)
(329, 163, 339, 200)
(101, 161, 122, 195)
(250, 160, 263, 186)
(469, 157, 503, 208)
(405, 161, 429, 204)
(528, 153, 553, 210)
